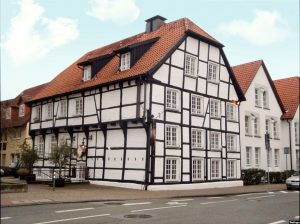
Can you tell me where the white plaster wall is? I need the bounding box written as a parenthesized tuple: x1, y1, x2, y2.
(102, 89, 120, 108)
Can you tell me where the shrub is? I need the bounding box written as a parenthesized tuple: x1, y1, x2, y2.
(269, 172, 282, 183)
(242, 169, 266, 185)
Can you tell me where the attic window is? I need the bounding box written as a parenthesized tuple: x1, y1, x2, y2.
(120, 52, 131, 71)
(19, 104, 25, 117)
(83, 65, 92, 81)
(6, 107, 11, 119)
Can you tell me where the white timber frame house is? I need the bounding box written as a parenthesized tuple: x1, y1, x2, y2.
(28, 16, 245, 190)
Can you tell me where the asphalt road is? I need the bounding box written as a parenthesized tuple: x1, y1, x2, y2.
(1, 190, 299, 224)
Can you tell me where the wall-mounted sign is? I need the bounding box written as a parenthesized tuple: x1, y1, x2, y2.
(284, 147, 290, 154)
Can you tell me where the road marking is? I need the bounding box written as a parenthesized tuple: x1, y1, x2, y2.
(131, 205, 187, 213)
(247, 195, 274, 200)
(267, 220, 286, 224)
(236, 192, 269, 197)
(32, 214, 110, 224)
(166, 201, 187, 205)
(0, 217, 12, 220)
(207, 197, 224, 199)
(55, 207, 95, 213)
(292, 191, 299, 193)
(123, 202, 152, 206)
(171, 198, 194, 202)
(268, 192, 274, 194)
(280, 191, 288, 194)
(200, 199, 238, 205)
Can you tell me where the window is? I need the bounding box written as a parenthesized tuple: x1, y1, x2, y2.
(120, 52, 130, 71)
(245, 115, 251, 135)
(83, 65, 92, 81)
(227, 134, 236, 151)
(207, 62, 219, 83)
(296, 150, 299, 171)
(166, 88, 180, 111)
(226, 103, 236, 121)
(191, 129, 204, 149)
(295, 122, 299, 145)
(12, 128, 21, 139)
(191, 95, 203, 115)
(254, 116, 259, 136)
(185, 54, 197, 77)
(0, 133, 7, 151)
(255, 147, 260, 167)
(59, 100, 67, 117)
(166, 125, 180, 147)
(165, 158, 179, 182)
(274, 149, 279, 167)
(227, 160, 235, 178)
(246, 147, 252, 166)
(46, 103, 53, 119)
(35, 136, 44, 156)
(273, 121, 278, 139)
(263, 91, 269, 108)
(192, 159, 203, 181)
(49, 135, 57, 156)
(33, 106, 41, 122)
(75, 98, 83, 116)
(267, 149, 272, 168)
(255, 88, 261, 107)
(210, 132, 220, 150)
(5, 108, 11, 119)
(210, 99, 220, 118)
(19, 104, 25, 117)
(211, 159, 220, 179)
(265, 119, 271, 137)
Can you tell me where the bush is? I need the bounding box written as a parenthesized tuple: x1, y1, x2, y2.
(269, 172, 282, 183)
(242, 169, 266, 185)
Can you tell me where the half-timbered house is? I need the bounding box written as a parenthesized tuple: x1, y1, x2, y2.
(28, 16, 245, 190)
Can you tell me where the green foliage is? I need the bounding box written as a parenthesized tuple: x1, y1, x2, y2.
(269, 170, 295, 183)
(49, 143, 72, 178)
(19, 141, 38, 174)
(241, 169, 266, 185)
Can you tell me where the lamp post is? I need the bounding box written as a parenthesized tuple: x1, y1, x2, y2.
(265, 132, 270, 184)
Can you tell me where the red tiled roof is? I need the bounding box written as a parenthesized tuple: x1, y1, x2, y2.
(31, 18, 224, 101)
(274, 76, 300, 119)
(232, 60, 263, 94)
(1, 83, 47, 128)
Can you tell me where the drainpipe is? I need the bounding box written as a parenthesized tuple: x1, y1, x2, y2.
(287, 120, 293, 170)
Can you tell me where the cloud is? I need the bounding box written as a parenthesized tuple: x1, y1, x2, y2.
(219, 10, 288, 45)
(1, 0, 79, 63)
(87, 0, 140, 24)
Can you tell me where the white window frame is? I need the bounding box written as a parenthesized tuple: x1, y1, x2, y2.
(227, 160, 236, 178)
(35, 136, 44, 157)
(226, 103, 236, 121)
(120, 52, 131, 71)
(49, 135, 57, 157)
(262, 90, 269, 108)
(227, 134, 236, 151)
(211, 159, 221, 179)
(274, 149, 279, 167)
(210, 99, 220, 118)
(13, 128, 21, 139)
(83, 65, 92, 81)
(59, 100, 67, 118)
(75, 98, 83, 116)
(165, 125, 180, 148)
(245, 115, 251, 135)
(191, 129, 204, 149)
(253, 116, 260, 136)
(255, 88, 261, 107)
(5, 107, 11, 119)
(210, 132, 221, 150)
(192, 158, 204, 181)
(191, 94, 204, 115)
(207, 62, 219, 83)
(255, 147, 260, 167)
(184, 54, 197, 77)
(273, 121, 278, 139)
(246, 146, 252, 166)
(45, 103, 53, 120)
(296, 150, 300, 171)
(166, 88, 180, 111)
(165, 158, 180, 182)
(294, 122, 299, 145)
(19, 104, 25, 117)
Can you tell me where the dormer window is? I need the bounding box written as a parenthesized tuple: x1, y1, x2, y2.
(120, 52, 131, 71)
(19, 104, 25, 117)
(5, 107, 11, 119)
(83, 65, 92, 81)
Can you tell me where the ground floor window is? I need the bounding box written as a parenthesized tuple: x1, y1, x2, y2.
(165, 158, 180, 182)
(227, 160, 235, 178)
(211, 159, 220, 179)
(274, 149, 279, 167)
(192, 158, 203, 181)
(246, 147, 252, 166)
(255, 147, 260, 167)
(296, 150, 299, 171)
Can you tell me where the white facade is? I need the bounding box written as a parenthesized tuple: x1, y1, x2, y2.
(240, 66, 285, 172)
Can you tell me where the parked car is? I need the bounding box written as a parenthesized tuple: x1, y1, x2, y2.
(286, 171, 300, 190)
(0, 168, 4, 176)
(7, 162, 23, 177)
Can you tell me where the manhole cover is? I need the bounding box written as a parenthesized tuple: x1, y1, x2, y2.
(104, 202, 124, 205)
(124, 214, 152, 219)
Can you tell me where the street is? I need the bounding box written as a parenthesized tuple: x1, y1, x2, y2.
(1, 190, 299, 224)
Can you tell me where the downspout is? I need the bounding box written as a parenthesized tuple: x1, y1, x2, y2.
(143, 80, 150, 191)
(287, 120, 293, 170)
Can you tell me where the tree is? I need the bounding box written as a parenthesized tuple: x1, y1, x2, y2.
(49, 143, 73, 178)
(19, 141, 38, 174)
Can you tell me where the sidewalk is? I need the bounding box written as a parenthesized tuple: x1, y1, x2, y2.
(1, 177, 287, 207)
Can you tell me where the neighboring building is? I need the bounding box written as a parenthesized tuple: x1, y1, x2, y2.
(274, 77, 300, 171)
(28, 16, 245, 190)
(0, 84, 47, 167)
(232, 60, 286, 172)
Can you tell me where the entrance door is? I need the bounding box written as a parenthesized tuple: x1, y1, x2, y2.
(76, 162, 86, 181)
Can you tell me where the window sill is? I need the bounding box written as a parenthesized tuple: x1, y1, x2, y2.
(57, 116, 67, 119)
(254, 135, 261, 138)
(245, 134, 253, 137)
(166, 108, 181, 113)
(192, 147, 205, 150)
(184, 74, 197, 79)
(191, 113, 205, 117)
(207, 80, 219, 85)
(211, 149, 221, 151)
(273, 138, 280, 140)
(210, 116, 221, 120)
(166, 146, 181, 149)
(227, 119, 238, 122)
(44, 118, 53, 121)
(255, 105, 262, 108)
(263, 107, 270, 110)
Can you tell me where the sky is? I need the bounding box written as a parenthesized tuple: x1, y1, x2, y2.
(1, 0, 299, 101)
